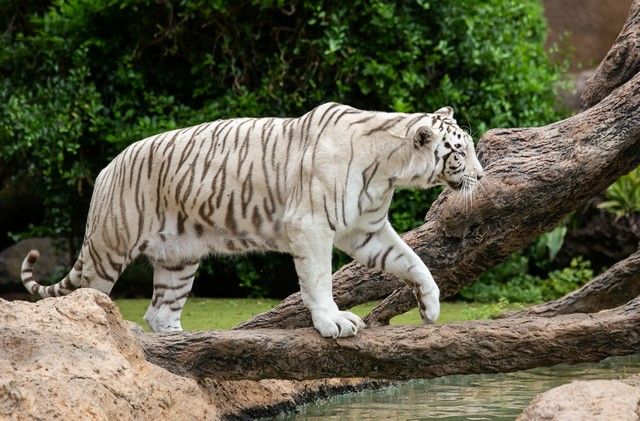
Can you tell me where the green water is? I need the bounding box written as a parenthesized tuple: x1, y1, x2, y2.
(276, 354, 640, 420)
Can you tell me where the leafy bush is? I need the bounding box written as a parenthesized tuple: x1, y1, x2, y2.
(598, 166, 640, 217)
(459, 252, 544, 303)
(541, 257, 593, 301)
(526, 222, 568, 274)
(460, 255, 593, 304)
(0, 0, 566, 297)
(459, 224, 586, 304)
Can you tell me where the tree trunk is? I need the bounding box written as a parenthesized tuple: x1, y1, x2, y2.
(580, 0, 640, 110)
(239, 0, 640, 329)
(505, 249, 640, 318)
(139, 297, 640, 381)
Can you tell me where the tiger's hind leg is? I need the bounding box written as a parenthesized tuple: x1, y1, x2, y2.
(81, 243, 127, 295)
(144, 261, 199, 332)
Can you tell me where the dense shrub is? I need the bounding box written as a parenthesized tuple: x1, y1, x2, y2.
(459, 224, 594, 304)
(459, 256, 593, 304)
(0, 0, 565, 297)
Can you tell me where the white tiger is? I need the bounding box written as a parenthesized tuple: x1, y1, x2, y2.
(21, 102, 483, 338)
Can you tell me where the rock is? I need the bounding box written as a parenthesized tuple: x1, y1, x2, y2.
(200, 377, 384, 418)
(0, 237, 69, 289)
(0, 289, 219, 419)
(622, 373, 640, 388)
(517, 379, 640, 420)
(0, 289, 381, 419)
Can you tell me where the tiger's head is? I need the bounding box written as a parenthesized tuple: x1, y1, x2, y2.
(411, 106, 484, 193)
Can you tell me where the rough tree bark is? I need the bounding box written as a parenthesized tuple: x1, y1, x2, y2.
(139, 297, 640, 381)
(239, 0, 640, 330)
(505, 249, 640, 318)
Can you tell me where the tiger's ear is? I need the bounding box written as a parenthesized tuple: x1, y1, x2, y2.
(434, 106, 454, 119)
(414, 126, 436, 149)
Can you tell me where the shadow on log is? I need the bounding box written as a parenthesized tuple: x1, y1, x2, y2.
(239, 0, 640, 330)
(139, 297, 640, 381)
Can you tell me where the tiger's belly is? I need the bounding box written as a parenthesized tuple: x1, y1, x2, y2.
(146, 208, 292, 264)
(203, 227, 291, 255)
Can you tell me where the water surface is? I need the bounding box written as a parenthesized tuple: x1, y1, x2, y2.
(276, 354, 640, 420)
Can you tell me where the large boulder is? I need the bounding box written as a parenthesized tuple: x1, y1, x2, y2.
(518, 379, 640, 420)
(0, 237, 69, 292)
(0, 289, 378, 419)
(0, 290, 218, 419)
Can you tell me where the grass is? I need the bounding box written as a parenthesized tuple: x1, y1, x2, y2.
(115, 298, 523, 331)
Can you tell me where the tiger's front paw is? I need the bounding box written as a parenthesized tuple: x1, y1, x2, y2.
(414, 285, 440, 324)
(312, 310, 366, 338)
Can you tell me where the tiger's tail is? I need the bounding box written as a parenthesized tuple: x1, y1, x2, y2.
(21, 249, 83, 298)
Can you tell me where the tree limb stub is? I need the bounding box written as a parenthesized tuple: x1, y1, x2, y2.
(505, 249, 640, 318)
(240, 67, 640, 330)
(580, 0, 640, 110)
(139, 297, 640, 381)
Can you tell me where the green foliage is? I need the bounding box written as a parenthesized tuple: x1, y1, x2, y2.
(460, 252, 544, 303)
(460, 222, 578, 304)
(542, 257, 593, 301)
(527, 223, 568, 272)
(598, 166, 640, 217)
(1, 0, 566, 297)
(461, 255, 593, 304)
(388, 187, 443, 233)
(231, 259, 268, 298)
(459, 297, 520, 320)
(460, 223, 583, 303)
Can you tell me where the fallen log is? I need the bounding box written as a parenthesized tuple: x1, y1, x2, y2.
(505, 249, 640, 318)
(139, 297, 640, 381)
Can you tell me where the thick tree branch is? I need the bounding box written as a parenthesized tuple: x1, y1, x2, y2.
(505, 249, 640, 318)
(140, 297, 640, 381)
(580, 0, 640, 110)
